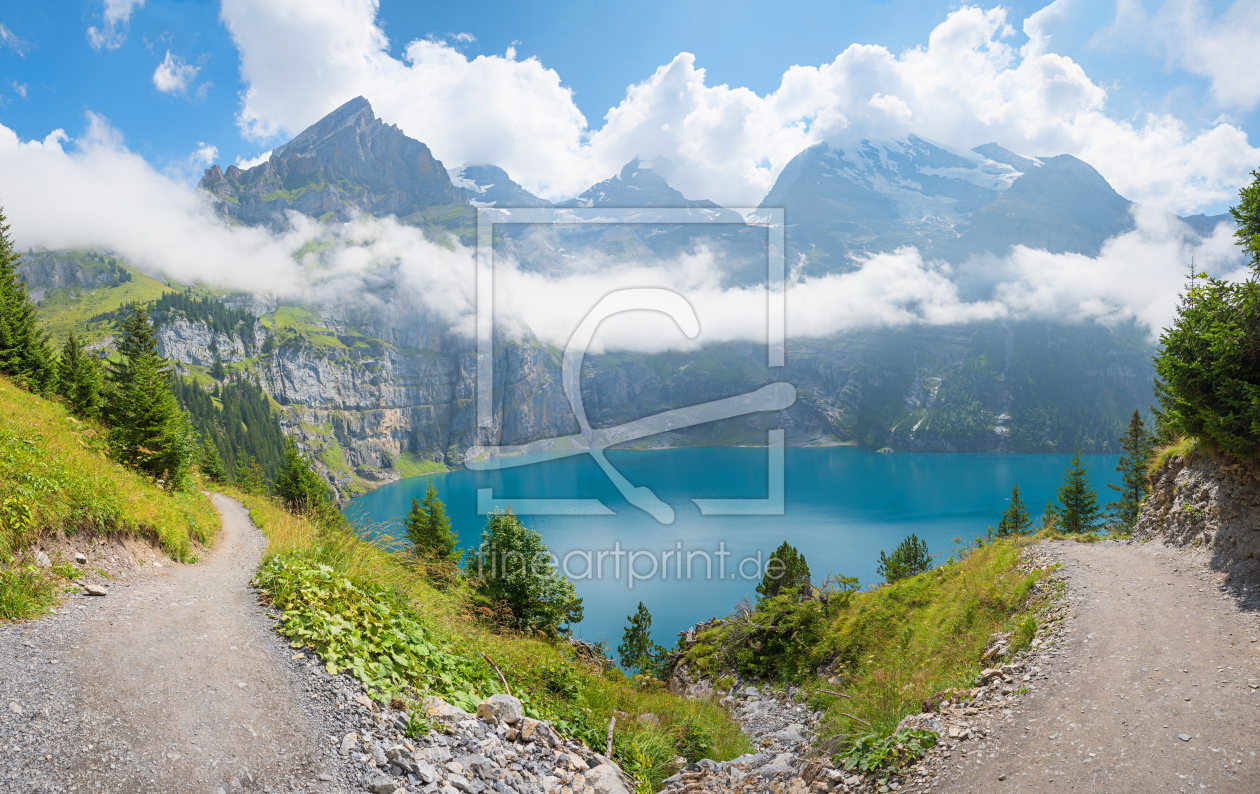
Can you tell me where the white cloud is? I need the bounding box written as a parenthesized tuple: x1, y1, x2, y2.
(87, 0, 145, 51)
(10, 81, 28, 99)
(152, 50, 199, 94)
(0, 23, 31, 57)
(452, 32, 475, 43)
(220, 0, 1258, 214)
(1099, 0, 1260, 111)
(234, 150, 273, 169)
(0, 114, 1248, 358)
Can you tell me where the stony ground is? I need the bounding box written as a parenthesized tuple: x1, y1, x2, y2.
(0, 494, 351, 794)
(7, 500, 1260, 794)
(0, 496, 634, 794)
(934, 539, 1260, 794)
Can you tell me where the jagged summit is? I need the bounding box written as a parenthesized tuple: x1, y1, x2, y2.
(199, 96, 465, 227)
(449, 164, 552, 208)
(558, 158, 724, 209)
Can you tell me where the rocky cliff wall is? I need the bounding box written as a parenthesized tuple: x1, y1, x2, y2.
(1133, 451, 1260, 583)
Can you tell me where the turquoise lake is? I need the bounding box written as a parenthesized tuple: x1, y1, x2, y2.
(346, 448, 1121, 650)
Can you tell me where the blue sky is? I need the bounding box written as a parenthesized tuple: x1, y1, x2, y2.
(1, 0, 1258, 213)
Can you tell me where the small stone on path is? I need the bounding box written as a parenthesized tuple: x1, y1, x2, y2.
(83, 584, 107, 597)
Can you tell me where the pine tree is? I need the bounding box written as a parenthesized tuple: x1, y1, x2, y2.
(404, 482, 459, 560)
(274, 438, 330, 514)
(197, 437, 227, 482)
(209, 353, 225, 381)
(233, 453, 268, 494)
(877, 534, 934, 583)
(1106, 410, 1152, 531)
(55, 333, 103, 418)
(996, 483, 1032, 537)
(104, 306, 196, 487)
(617, 602, 664, 676)
(756, 541, 811, 600)
(1052, 450, 1102, 533)
(0, 205, 55, 391)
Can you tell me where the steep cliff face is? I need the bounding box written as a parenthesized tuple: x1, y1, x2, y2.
(1133, 451, 1260, 582)
(155, 317, 266, 368)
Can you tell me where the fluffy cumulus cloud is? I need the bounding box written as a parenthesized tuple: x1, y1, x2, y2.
(220, 0, 1257, 213)
(1100, 0, 1260, 111)
(87, 0, 145, 51)
(152, 51, 199, 94)
(0, 114, 1248, 354)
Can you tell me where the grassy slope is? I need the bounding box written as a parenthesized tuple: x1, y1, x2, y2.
(680, 537, 1046, 748)
(0, 376, 219, 618)
(230, 486, 749, 789)
(36, 268, 177, 346)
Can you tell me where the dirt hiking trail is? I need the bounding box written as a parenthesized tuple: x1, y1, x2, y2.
(939, 540, 1260, 794)
(0, 494, 346, 794)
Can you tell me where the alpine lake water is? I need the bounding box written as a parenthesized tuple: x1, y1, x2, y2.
(347, 447, 1122, 650)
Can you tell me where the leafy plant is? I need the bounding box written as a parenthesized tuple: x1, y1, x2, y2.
(672, 719, 714, 763)
(255, 555, 501, 711)
(838, 728, 938, 775)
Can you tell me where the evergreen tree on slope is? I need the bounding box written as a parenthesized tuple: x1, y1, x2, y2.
(0, 206, 54, 391)
(1106, 410, 1152, 531)
(55, 333, 103, 418)
(105, 305, 196, 487)
(1051, 450, 1102, 533)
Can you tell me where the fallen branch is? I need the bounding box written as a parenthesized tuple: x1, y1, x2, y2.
(840, 712, 872, 727)
(481, 652, 512, 696)
(817, 689, 852, 699)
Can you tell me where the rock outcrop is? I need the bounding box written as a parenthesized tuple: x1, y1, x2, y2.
(1133, 450, 1260, 582)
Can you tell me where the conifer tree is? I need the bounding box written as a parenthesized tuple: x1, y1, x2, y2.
(275, 438, 330, 514)
(756, 541, 811, 600)
(1051, 450, 1102, 533)
(0, 205, 54, 391)
(197, 437, 227, 482)
(617, 602, 664, 676)
(996, 483, 1032, 537)
(55, 333, 103, 418)
(105, 305, 196, 487)
(233, 453, 268, 494)
(404, 481, 459, 560)
(1106, 410, 1152, 531)
(877, 534, 934, 583)
(209, 353, 225, 381)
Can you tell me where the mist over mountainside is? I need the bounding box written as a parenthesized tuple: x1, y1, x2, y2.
(18, 97, 1230, 498)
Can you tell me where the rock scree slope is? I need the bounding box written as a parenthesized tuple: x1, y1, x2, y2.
(0, 494, 348, 794)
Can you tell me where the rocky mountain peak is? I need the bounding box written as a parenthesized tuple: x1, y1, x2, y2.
(198, 96, 465, 227)
(449, 164, 552, 208)
(558, 157, 721, 209)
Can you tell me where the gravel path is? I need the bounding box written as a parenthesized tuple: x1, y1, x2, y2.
(937, 539, 1260, 794)
(0, 494, 353, 794)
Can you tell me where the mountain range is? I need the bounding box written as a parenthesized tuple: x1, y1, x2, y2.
(19, 96, 1222, 498)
